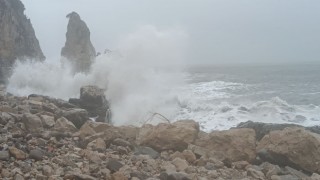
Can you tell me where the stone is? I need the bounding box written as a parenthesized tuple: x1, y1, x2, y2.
(0, 151, 9, 161)
(22, 113, 43, 133)
(283, 166, 308, 179)
(54, 117, 77, 133)
(61, 12, 96, 74)
(195, 128, 256, 163)
(62, 108, 88, 128)
(167, 172, 191, 180)
(111, 171, 128, 180)
(8, 147, 26, 160)
(137, 120, 199, 151)
(311, 173, 320, 180)
(257, 127, 320, 174)
(134, 146, 160, 159)
(112, 138, 133, 149)
(40, 115, 55, 128)
(0, 0, 45, 84)
(64, 173, 97, 180)
(107, 159, 123, 173)
(236, 121, 302, 140)
(270, 175, 299, 180)
(14, 173, 25, 180)
(172, 158, 189, 172)
(232, 161, 249, 170)
(29, 149, 44, 160)
(247, 168, 266, 180)
(87, 137, 106, 152)
(42, 165, 53, 176)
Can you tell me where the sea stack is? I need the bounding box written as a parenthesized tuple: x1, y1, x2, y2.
(0, 0, 45, 84)
(61, 12, 96, 74)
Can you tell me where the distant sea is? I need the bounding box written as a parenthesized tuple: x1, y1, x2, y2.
(174, 63, 320, 131)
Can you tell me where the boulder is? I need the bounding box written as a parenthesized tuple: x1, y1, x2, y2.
(22, 113, 43, 133)
(54, 117, 77, 133)
(62, 108, 88, 128)
(137, 120, 199, 151)
(61, 12, 96, 74)
(257, 127, 320, 174)
(195, 128, 256, 163)
(8, 147, 26, 160)
(69, 85, 111, 123)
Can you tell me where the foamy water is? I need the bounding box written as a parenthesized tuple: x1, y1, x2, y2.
(5, 26, 320, 132)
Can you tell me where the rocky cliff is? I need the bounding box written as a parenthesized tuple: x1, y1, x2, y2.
(0, 0, 45, 84)
(61, 12, 96, 74)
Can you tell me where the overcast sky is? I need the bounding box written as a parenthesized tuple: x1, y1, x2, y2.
(22, 0, 320, 65)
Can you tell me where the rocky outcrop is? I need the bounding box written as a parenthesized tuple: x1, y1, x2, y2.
(136, 120, 200, 151)
(195, 128, 257, 163)
(69, 85, 111, 123)
(61, 12, 96, 74)
(257, 127, 320, 174)
(0, 0, 45, 84)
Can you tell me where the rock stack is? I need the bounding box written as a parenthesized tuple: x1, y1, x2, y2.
(1, 87, 320, 179)
(0, 0, 45, 84)
(61, 12, 96, 74)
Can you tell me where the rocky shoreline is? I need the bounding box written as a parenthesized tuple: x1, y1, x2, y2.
(1, 86, 320, 180)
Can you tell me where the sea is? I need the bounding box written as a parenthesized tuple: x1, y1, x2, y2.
(174, 63, 320, 131)
(5, 59, 320, 132)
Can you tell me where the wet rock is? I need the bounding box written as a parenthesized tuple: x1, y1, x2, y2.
(22, 113, 43, 133)
(134, 146, 160, 159)
(137, 120, 199, 151)
(167, 172, 191, 180)
(195, 128, 256, 163)
(8, 147, 26, 160)
(0, 151, 9, 161)
(61, 12, 96, 74)
(62, 108, 88, 128)
(236, 121, 302, 140)
(107, 159, 123, 173)
(54, 117, 77, 133)
(257, 127, 320, 174)
(29, 149, 44, 160)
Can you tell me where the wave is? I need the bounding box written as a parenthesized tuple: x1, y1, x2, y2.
(174, 80, 320, 132)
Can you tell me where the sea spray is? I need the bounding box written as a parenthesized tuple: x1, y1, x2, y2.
(7, 25, 188, 126)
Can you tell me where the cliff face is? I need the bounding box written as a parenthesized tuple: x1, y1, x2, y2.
(0, 0, 45, 83)
(61, 12, 96, 74)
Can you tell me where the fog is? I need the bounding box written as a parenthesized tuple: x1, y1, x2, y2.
(22, 0, 320, 65)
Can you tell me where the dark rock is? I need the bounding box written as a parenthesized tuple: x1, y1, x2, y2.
(29, 149, 44, 160)
(61, 11, 96, 74)
(69, 85, 111, 123)
(167, 172, 191, 180)
(134, 146, 160, 159)
(62, 108, 88, 128)
(236, 121, 301, 140)
(106, 159, 123, 173)
(0, 151, 9, 161)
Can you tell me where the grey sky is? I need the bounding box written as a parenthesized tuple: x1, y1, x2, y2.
(22, 0, 320, 64)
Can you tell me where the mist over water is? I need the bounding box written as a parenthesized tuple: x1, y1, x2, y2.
(7, 26, 188, 126)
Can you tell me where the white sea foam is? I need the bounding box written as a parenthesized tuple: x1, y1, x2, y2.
(175, 80, 320, 132)
(7, 25, 188, 126)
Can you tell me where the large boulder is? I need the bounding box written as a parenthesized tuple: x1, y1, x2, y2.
(61, 12, 96, 74)
(236, 121, 302, 140)
(22, 113, 43, 133)
(136, 120, 200, 151)
(257, 127, 320, 174)
(0, 0, 45, 83)
(195, 128, 256, 163)
(69, 85, 111, 123)
(62, 108, 88, 128)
